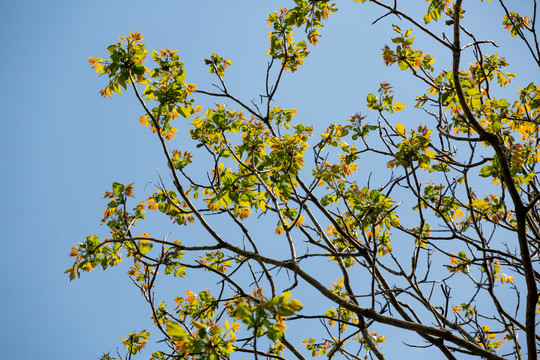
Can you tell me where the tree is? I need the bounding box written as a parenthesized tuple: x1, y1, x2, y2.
(68, 1, 540, 359)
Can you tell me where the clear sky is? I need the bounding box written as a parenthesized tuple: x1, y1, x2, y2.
(1, 1, 537, 359)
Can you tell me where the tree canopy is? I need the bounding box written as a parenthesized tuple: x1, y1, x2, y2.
(68, 1, 540, 359)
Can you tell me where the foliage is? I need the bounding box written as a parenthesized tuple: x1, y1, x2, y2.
(70, 1, 540, 359)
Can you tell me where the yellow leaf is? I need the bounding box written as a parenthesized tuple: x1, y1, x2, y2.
(453, 209, 465, 219)
(393, 102, 406, 112)
(375, 336, 386, 343)
(396, 123, 406, 137)
(139, 115, 150, 128)
(425, 150, 436, 159)
(472, 199, 489, 210)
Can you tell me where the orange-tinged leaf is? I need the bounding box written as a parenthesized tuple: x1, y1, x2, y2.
(125, 183, 135, 197)
(64, 267, 76, 281)
(139, 115, 150, 128)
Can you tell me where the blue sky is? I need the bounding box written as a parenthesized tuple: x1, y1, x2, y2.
(1, 1, 538, 359)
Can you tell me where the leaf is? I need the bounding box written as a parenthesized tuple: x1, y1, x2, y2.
(191, 320, 206, 330)
(64, 267, 76, 281)
(479, 165, 494, 177)
(288, 299, 303, 312)
(393, 102, 406, 112)
(472, 199, 488, 210)
(166, 321, 187, 341)
(366, 93, 377, 103)
(424, 150, 436, 159)
(112, 182, 125, 195)
(395, 123, 406, 137)
(178, 106, 191, 119)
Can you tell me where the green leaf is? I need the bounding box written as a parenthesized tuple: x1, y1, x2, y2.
(398, 60, 408, 70)
(112, 182, 125, 195)
(479, 165, 494, 177)
(166, 321, 187, 341)
(178, 106, 191, 118)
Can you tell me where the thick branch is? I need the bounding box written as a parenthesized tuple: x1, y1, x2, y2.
(451, 3, 537, 358)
